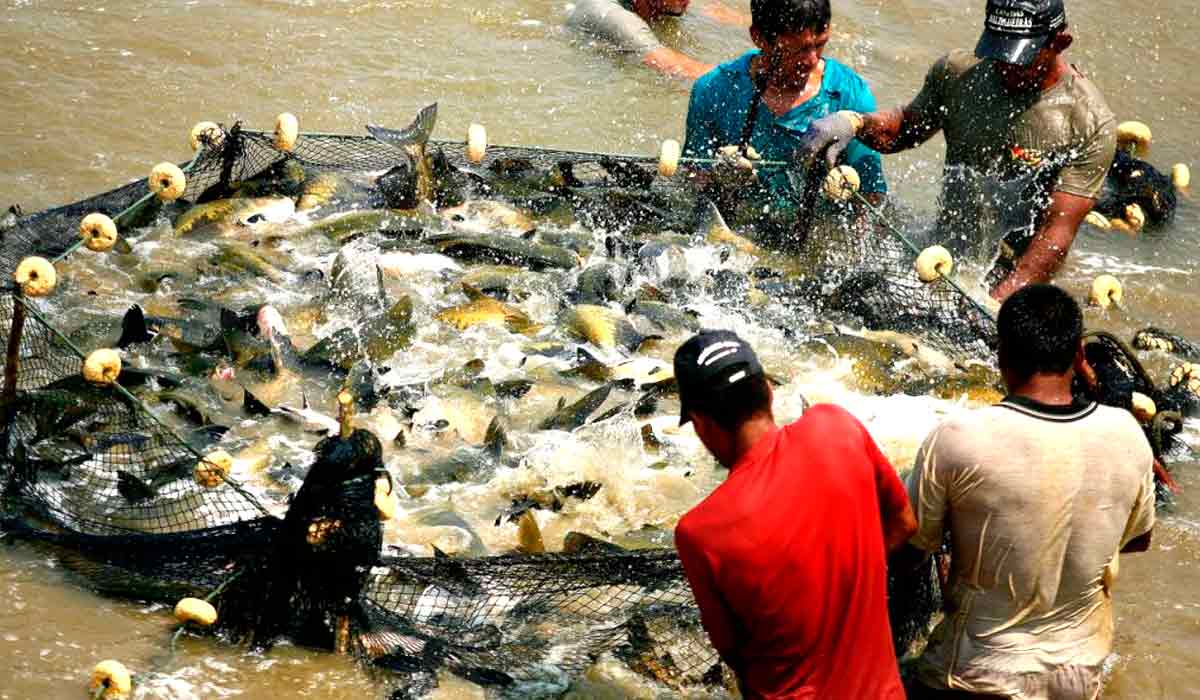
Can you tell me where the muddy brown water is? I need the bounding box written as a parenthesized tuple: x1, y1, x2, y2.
(2, 0, 1199, 698)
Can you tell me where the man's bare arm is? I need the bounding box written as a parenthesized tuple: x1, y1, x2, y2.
(643, 47, 713, 80)
(701, 2, 749, 27)
(859, 106, 943, 155)
(990, 191, 1095, 302)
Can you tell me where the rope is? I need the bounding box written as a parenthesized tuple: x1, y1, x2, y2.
(169, 569, 244, 653)
(845, 186, 998, 322)
(237, 129, 794, 170)
(10, 294, 271, 517)
(1081, 329, 1157, 391)
(51, 149, 207, 264)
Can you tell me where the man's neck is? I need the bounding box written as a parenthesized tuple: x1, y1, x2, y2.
(726, 414, 777, 471)
(1006, 371, 1075, 406)
(629, 0, 660, 21)
(752, 55, 824, 115)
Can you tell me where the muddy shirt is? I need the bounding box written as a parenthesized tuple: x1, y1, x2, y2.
(908, 50, 1116, 261)
(907, 397, 1155, 700)
(566, 0, 662, 55)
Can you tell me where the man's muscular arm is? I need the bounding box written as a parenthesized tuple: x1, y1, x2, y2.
(990, 191, 1095, 302)
(643, 47, 713, 80)
(859, 106, 944, 154)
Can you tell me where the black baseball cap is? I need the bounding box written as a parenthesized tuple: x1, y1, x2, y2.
(674, 330, 765, 426)
(975, 0, 1067, 66)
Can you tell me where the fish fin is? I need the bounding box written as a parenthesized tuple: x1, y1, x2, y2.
(432, 545, 449, 558)
(301, 391, 310, 410)
(555, 396, 566, 412)
(243, 388, 272, 416)
(460, 282, 486, 301)
(113, 236, 134, 255)
(697, 198, 732, 240)
(366, 103, 438, 150)
(376, 265, 388, 307)
(634, 334, 665, 353)
(117, 305, 155, 348)
(515, 510, 545, 554)
(483, 417, 508, 459)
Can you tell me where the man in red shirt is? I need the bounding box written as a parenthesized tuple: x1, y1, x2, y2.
(673, 330, 916, 699)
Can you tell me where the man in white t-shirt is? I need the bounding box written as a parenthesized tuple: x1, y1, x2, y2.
(904, 284, 1155, 700)
(566, 0, 746, 79)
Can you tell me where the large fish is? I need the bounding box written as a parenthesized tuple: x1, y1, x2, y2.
(367, 103, 441, 209)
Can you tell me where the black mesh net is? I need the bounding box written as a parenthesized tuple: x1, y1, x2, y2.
(0, 121, 1011, 695)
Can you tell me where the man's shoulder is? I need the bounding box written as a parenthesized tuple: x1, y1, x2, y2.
(938, 49, 985, 79)
(1062, 67, 1116, 130)
(693, 51, 753, 93)
(822, 56, 872, 93)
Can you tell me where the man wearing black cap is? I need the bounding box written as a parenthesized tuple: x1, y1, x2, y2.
(795, 0, 1116, 304)
(672, 329, 917, 699)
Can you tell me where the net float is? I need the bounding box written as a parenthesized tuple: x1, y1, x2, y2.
(822, 164, 860, 202)
(1116, 121, 1152, 157)
(466, 123, 487, 164)
(1171, 362, 1199, 386)
(14, 256, 57, 297)
(174, 597, 218, 627)
(1084, 210, 1112, 230)
(274, 112, 299, 152)
(658, 139, 681, 178)
(82, 349, 122, 385)
(915, 245, 953, 283)
(1089, 274, 1123, 310)
(89, 660, 132, 699)
(189, 121, 223, 152)
(148, 162, 186, 201)
(374, 475, 398, 522)
(1173, 163, 1191, 191)
(80, 213, 118, 253)
(1125, 203, 1146, 232)
(1130, 392, 1157, 423)
(194, 450, 233, 488)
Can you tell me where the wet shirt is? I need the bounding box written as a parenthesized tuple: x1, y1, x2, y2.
(907, 397, 1155, 700)
(566, 0, 663, 55)
(674, 404, 907, 700)
(683, 51, 888, 198)
(908, 50, 1116, 258)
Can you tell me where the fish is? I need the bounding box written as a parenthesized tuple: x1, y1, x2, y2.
(539, 383, 614, 430)
(562, 304, 659, 353)
(368, 103, 441, 208)
(435, 283, 541, 335)
(572, 263, 630, 306)
(442, 200, 535, 235)
(625, 299, 700, 333)
(302, 295, 416, 371)
(174, 196, 296, 236)
(426, 231, 580, 271)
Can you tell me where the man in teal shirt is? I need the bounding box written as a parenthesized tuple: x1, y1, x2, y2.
(683, 0, 886, 203)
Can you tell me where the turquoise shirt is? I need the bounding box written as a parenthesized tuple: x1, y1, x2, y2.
(683, 51, 887, 198)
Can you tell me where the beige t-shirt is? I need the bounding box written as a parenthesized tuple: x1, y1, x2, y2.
(907, 396, 1155, 700)
(908, 50, 1117, 261)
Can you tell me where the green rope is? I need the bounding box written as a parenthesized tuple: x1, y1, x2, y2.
(169, 569, 244, 653)
(239, 128, 794, 170)
(11, 295, 271, 516)
(846, 187, 998, 323)
(53, 149, 207, 264)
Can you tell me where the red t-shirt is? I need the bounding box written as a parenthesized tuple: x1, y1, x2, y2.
(674, 404, 908, 700)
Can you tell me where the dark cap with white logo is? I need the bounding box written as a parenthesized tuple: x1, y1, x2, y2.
(674, 330, 764, 426)
(976, 0, 1067, 66)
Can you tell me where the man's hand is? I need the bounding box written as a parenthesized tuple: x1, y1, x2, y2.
(712, 144, 761, 189)
(990, 191, 1095, 302)
(794, 111, 863, 170)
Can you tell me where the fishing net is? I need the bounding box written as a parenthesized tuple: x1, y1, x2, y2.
(0, 120, 997, 694)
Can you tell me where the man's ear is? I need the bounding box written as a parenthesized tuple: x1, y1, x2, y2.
(1073, 340, 1096, 390)
(749, 26, 766, 51)
(1050, 31, 1073, 53)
